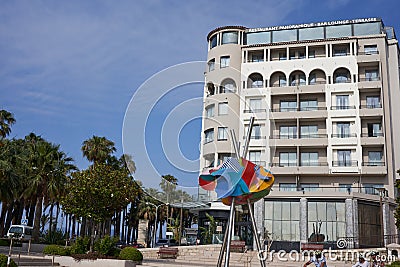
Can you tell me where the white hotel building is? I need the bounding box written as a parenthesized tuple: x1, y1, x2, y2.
(199, 18, 400, 249)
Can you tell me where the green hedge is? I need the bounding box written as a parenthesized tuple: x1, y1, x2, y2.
(388, 261, 400, 267)
(0, 240, 10, 247)
(119, 247, 143, 262)
(0, 254, 17, 267)
(43, 244, 70, 256)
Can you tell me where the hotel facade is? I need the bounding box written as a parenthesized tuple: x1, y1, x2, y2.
(199, 18, 400, 249)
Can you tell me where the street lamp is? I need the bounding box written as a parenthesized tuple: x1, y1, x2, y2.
(377, 187, 387, 247)
(146, 202, 168, 248)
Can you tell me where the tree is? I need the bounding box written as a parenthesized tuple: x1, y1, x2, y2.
(199, 213, 216, 244)
(0, 110, 15, 139)
(81, 136, 116, 166)
(61, 163, 138, 233)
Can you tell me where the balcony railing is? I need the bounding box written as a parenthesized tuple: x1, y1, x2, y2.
(308, 80, 327, 85)
(252, 161, 266, 167)
(332, 160, 358, 167)
(333, 79, 352, 84)
(300, 134, 328, 139)
(270, 135, 297, 139)
(272, 185, 387, 196)
(243, 109, 267, 113)
(289, 81, 307, 86)
(333, 52, 351, 57)
(270, 107, 297, 112)
(360, 132, 384, 137)
(358, 50, 379, 55)
(330, 105, 356, 110)
(271, 83, 288, 87)
(331, 133, 357, 138)
(359, 104, 382, 109)
(299, 106, 327, 111)
(242, 135, 267, 140)
(300, 162, 329, 166)
(359, 77, 380, 82)
(271, 162, 297, 167)
(362, 161, 385, 166)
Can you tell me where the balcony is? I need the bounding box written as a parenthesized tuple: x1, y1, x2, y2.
(330, 106, 356, 110)
(358, 77, 381, 90)
(270, 107, 297, 120)
(269, 135, 299, 147)
(359, 105, 383, 117)
(361, 161, 387, 174)
(270, 162, 298, 174)
(360, 133, 384, 145)
(357, 50, 380, 63)
(331, 133, 357, 138)
(332, 160, 358, 167)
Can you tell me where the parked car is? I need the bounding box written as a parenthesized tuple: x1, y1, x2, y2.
(116, 241, 145, 249)
(7, 225, 33, 239)
(155, 238, 177, 247)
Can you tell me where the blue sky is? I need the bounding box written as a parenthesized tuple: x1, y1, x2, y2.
(2, 0, 400, 195)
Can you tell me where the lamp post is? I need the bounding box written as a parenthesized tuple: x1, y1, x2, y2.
(377, 187, 387, 247)
(146, 202, 167, 248)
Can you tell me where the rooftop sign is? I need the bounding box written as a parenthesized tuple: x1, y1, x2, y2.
(247, 18, 380, 33)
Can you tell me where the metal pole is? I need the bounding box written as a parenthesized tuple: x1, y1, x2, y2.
(242, 117, 255, 159)
(7, 238, 13, 267)
(229, 129, 240, 159)
(224, 198, 236, 267)
(217, 222, 230, 267)
(247, 199, 266, 267)
(153, 206, 158, 248)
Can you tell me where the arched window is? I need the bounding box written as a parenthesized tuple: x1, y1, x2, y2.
(333, 68, 351, 83)
(247, 73, 264, 88)
(308, 69, 326, 85)
(219, 79, 236, 93)
(270, 71, 286, 87)
(289, 70, 306, 86)
(207, 83, 215, 96)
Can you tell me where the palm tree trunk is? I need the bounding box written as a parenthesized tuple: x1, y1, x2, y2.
(54, 203, 60, 232)
(28, 201, 35, 226)
(71, 215, 76, 238)
(5, 201, 14, 231)
(80, 217, 86, 237)
(0, 202, 9, 236)
(32, 196, 43, 242)
(49, 203, 54, 235)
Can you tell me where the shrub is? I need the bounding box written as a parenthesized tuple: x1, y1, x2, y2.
(70, 236, 90, 254)
(388, 261, 400, 267)
(0, 254, 17, 267)
(0, 240, 10, 247)
(42, 229, 66, 245)
(43, 244, 70, 256)
(119, 247, 143, 262)
(94, 235, 118, 256)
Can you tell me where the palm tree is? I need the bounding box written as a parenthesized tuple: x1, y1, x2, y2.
(81, 136, 116, 166)
(0, 110, 15, 139)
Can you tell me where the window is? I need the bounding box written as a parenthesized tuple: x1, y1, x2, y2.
(301, 152, 319, 166)
(221, 31, 238, 44)
(280, 101, 297, 112)
(335, 73, 350, 83)
(272, 29, 297, 43)
(250, 53, 263, 62)
(205, 105, 214, 118)
(365, 69, 379, 81)
(333, 49, 348, 56)
(220, 79, 236, 93)
(308, 50, 316, 58)
(300, 100, 318, 111)
(250, 124, 261, 139)
(309, 74, 316, 84)
(364, 45, 378, 55)
(265, 200, 300, 241)
(217, 127, 228, 141)
(279, 183, 297, 192)
(210, 35, 217, 49)
(204, 129, 214, 143)
(279, 152, 297, 166)
(337, 150, 351, 166)
(336, 122, 350, 138)
(220, 56, 230, 68)
(300, 125, 318, 138)
(308, 201, 346, 242)
(336, 95, 349, 109)
(279, 75, 287, 86)
(367, 123, 382, 137)
(366, 96, 381, 108)
(301, 183, 319, 192)
(218, 102, 228, 115)
(290, 74, 306, 86)
(339, 184, 352, 193)
(368, 151, 382, 165)
(279, 52, 287, 60)
(246, 31, 271, 45)
(249, 98, 262, 112)
(326, 24, 352, 38)
(208, 59, 215, 72)
(249, 74, 263, 88)
(362, 183, 383, 195)
(354, 22, 382, 36)
(299, 27, 324, 41)
(249, 151, 261, 165)
(280, 126, 297, 139)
